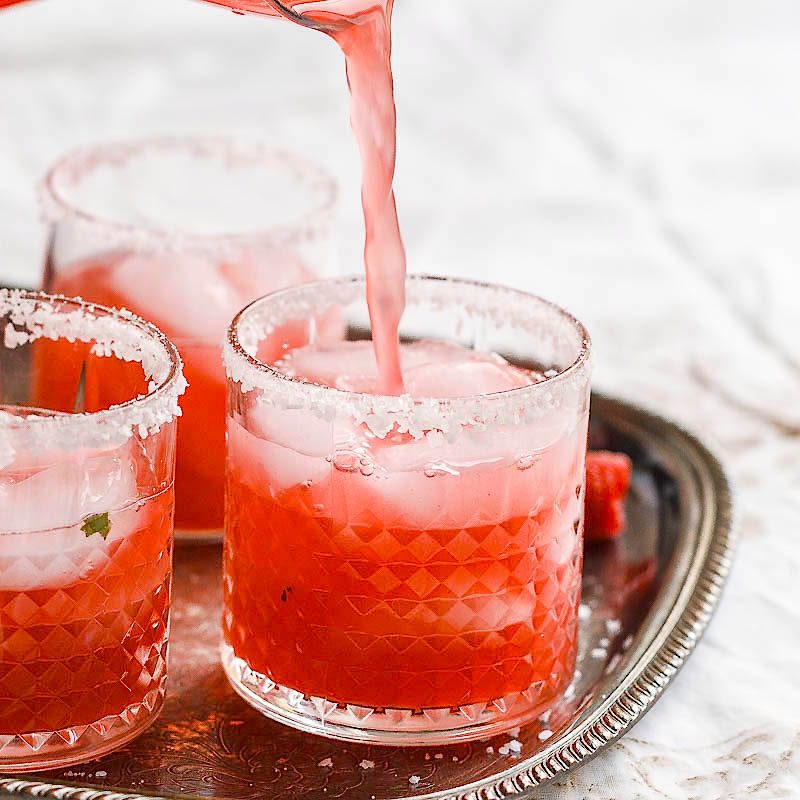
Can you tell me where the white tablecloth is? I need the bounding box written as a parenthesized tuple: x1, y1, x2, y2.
(1, 1, 798, 796)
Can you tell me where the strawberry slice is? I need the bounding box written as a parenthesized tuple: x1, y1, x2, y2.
(584, 450, 633, 541)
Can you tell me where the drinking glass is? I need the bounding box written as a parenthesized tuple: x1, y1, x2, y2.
(0, 290, 185, 772)
(41, 138, 337, 540)
(222, 275, 591, 744)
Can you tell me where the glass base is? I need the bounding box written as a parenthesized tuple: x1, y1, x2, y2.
(221, 644, 559, 746)
(0, 687, 164, 774)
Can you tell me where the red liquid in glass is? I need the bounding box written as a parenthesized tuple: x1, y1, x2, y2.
(0, 492, 173, 734)
(52, 253, 315, 533)
(224, 342, 586, 711)
(0, 340, 175, 737)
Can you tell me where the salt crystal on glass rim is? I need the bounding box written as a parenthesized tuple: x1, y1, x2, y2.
(40, 138, 337, 261)
(224, 275, 591, 437)
(606, 618, 622, 635)
(0, 290, 186, 470)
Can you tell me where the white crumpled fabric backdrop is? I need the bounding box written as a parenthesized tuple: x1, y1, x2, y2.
(1, 1, 798, 797)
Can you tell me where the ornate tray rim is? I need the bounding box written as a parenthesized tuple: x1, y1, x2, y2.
(0, 395, 736, 800)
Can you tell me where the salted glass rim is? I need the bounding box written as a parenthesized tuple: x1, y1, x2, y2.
(0, 290, 186, 458)
(224, 275, 591, 434)
(39, 136, 338, 254)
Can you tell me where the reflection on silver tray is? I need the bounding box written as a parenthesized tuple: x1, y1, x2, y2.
(0, 394, 735, 800)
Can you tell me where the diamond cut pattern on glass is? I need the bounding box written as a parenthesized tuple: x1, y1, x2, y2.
(224, 472, 583, 716)
(0, 500, 172, 767)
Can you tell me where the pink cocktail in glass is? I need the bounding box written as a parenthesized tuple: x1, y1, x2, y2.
(41, 138, 337, 539)
(222, 276, 591, 744)
(0, 290, 185, 772)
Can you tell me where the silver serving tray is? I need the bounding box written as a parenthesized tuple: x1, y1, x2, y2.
(0, 394, 735, 800)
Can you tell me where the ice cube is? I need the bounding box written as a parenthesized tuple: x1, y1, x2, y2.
(105, 252, 243, 343)
(227, 413, 330, 497)
(228, 399, 371, 497)
(276, 338, 537, 397)
(276, 340, 379, 392)
(219, 248, 315, 308)
(253, 339, 584, 530)
(0, 442, 138, 590)
(404, 358, 533, 398)
(358, 417, 582, 529)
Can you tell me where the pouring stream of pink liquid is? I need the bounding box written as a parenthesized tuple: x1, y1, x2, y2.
(216, 0, 407, 394)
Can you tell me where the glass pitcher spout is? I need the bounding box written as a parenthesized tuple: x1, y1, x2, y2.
(266, 1, 342, 33)
(203, 0, 373, 34)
